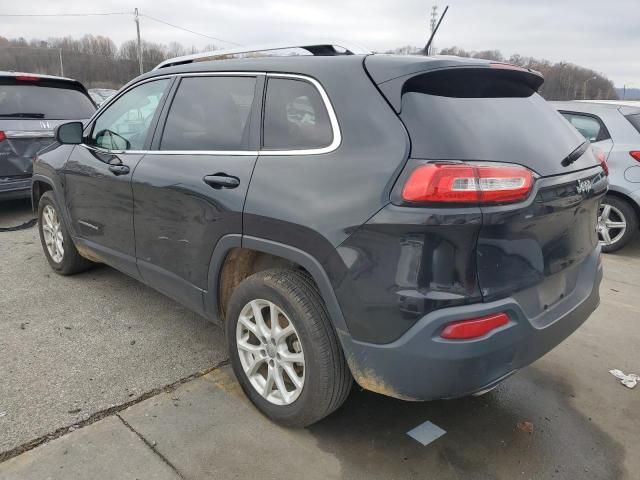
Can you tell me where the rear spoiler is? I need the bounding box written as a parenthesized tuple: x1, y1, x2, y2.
(365, 56, 543, 113)
(0, 74, 91, 97)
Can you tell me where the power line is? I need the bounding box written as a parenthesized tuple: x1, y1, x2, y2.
(0, 12, 131, 17)
(140, 13, 242, 46)
(1, 10, 242, 48)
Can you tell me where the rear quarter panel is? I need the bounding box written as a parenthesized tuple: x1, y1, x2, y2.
(243, 61, 410, 279)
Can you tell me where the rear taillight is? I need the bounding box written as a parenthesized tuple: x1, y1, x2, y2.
(440, 313, 510, 340)
(593, 147, 609, 175)
(16, 75, 39, 82)
(0, 131, 5, 142)
(630, 151, 640, 162)
(402, 163, 534, 204)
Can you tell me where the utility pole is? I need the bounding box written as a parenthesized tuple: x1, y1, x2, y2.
(429, 5, 438, 55)
(58, 48, 64, 77)
(424, 5, 449, 56)
(583, 76, 596, 100)
(135, 8, 144, 75)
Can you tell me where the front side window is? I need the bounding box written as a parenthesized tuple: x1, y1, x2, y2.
(262, 78, 333, 150)
(160, 76, 256, 151)
(561, 112, 608, 142)
(89, 79, 169, 151)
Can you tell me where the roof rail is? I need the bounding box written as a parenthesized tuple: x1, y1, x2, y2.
(153, 40, 371, 70)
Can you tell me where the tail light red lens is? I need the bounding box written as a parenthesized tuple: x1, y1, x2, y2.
(630, 151, 640, 162)
(402, 163, 534, 204)
(0, 131, 5, 143)
(440, 313, 510, 340)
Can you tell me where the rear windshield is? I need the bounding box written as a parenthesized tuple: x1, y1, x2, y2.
(626, 113, 640, 134)
(0, 85, 96, 119)
(400, 69, 584, 165)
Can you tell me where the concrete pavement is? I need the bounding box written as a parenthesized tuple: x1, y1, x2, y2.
(0, 199, 226, 453)
(1, 198, 640, 479)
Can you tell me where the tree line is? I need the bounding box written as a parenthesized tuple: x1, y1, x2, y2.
(388, 45, 618, 100)
(0, 35, 619, 100)
(0, 35, 215, 89)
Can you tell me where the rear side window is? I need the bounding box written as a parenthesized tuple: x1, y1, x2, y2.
(399, 69, 584, 166)
(262, 78, 333, 150)
(160, 76, 256, 151)
(626, 113, 640, 134)
(560, 112, 610, 142)
(0, 84, 95, 119)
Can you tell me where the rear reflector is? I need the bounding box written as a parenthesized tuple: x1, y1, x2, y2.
(440, 313, 510, 340)
(16, 75, 39, 82)
(402, 163, 534, 204)
(630, 151, 640, 162)
(593, 147, 609, 175)
(0, 131, 5, 142)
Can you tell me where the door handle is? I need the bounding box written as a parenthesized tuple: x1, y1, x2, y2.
(108, 164, 130, 176)
(203, 174, 240, 189)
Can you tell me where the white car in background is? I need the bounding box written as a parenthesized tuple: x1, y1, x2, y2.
(552, 101, 640, 252)
(88, 88, 117, 107)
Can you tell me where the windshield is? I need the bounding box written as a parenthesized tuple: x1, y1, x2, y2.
(399, 69, 586, 173)
(0, 84, 96, 119)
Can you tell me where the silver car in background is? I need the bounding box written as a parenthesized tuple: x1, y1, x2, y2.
(552, 101, 640, 252)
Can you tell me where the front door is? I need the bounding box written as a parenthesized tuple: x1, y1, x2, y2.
(132, 74, 262, 311)
(64, 78, 171, 278)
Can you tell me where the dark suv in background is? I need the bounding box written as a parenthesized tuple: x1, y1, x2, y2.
(0, 72, 95, 200)
(31, 43, 606, 427)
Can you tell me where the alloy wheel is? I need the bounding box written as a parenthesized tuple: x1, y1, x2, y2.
(598, 203, 627, 246)
(236, 299, 305, 405)
(42, 204, 64, 263)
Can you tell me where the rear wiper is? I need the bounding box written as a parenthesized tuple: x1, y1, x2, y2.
(561, 141, 589, 167)
(0, 113, 46, 118)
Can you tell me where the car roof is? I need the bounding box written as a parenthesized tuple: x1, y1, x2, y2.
(135, 53, 516, 91)
(550, 100, 640, 115)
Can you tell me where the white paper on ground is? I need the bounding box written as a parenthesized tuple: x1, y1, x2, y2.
(609, 369, 639, 389)
(407, 420, 447, 446)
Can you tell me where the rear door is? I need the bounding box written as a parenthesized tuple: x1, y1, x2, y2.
(132, 73, 262, 311)
(64, 78, 171, 278)
(390, 66, 606, 313)
(0, 76, 95, 180)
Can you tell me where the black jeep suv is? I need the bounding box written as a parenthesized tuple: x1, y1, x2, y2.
(32, 43, 606, 427)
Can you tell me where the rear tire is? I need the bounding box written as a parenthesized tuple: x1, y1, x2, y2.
(598, 195, 638, 253)
(38, 191, 93, 275)
(225, 268, 352, 427)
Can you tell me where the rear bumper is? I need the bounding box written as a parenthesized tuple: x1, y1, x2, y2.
(0, 177, 31, 200)
(340, 248, 602, 401)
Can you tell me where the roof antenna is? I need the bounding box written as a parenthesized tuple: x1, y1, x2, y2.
(423, 5, 449, 56)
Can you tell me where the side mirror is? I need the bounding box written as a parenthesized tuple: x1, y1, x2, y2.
(55, 122, 84, 145)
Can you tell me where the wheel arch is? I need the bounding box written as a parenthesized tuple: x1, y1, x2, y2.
(604, 189, 640, 227)
(205, 235, 349, 337)
(31, 175, 55, 212)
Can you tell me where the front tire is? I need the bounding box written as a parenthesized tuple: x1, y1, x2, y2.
(226, 269, 352, 427)
(38, 191, 93, 275)
(598, 195, 638, 253)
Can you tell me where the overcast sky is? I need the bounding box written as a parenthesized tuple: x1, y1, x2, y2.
(3, 0, 639, 86)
